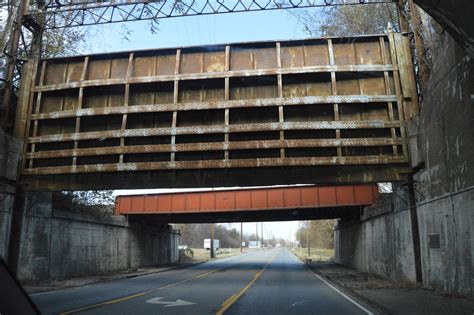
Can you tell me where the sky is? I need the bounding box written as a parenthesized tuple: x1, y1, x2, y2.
(87, 8, 322, 240)
(82, 8, 313, 54)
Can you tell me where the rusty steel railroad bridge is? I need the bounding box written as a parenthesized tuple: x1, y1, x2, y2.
(15, 29, 418, 191)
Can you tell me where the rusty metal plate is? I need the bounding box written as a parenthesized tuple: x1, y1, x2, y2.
(15, 32, 416, 191)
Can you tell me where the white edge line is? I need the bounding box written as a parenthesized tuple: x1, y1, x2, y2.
(312, 272, 374, 315)
(289, 250, 373, 315)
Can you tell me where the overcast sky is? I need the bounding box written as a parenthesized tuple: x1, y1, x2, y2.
(93, 8, 320, 240)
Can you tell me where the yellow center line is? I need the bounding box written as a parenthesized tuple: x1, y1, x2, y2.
(60, 253, 257, 315)
(216, 249, 280, 315)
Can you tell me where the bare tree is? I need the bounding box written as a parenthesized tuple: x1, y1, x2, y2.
(291, 3, 398, 37)
(295, 220, 336, 250)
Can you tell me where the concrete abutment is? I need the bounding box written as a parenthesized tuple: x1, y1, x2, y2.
(335, 32, 474, 297)
(4, 191, 179, 284)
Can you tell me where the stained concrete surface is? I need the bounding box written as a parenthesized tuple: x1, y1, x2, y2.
(15, 192, 179, 283)
(0, 193, 14, 260)
(412, 31, 474, 296)
(334, 186, 417, 283)
(0, 130, 22, 261)
(336, 29, 474, 297)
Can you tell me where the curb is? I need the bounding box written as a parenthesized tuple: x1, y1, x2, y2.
(307, 266, 391, 315)
(123, 261, 206, 279)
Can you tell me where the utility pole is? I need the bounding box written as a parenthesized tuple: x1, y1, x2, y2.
(210, 224, 215, 259)
(240, 222, 243, 253)
(2, 0, 28, 130)
(298, 221, 301, 248)
(307, 221, 311, 257)
(255, 222, 258, 245)
(260, 222, 263, 247)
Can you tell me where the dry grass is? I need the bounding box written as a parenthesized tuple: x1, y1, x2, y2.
(292, 247, 334, 262)
(188, 248, 245, 262)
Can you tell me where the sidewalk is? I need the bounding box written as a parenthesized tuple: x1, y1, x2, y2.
(307, 261, 474, 315)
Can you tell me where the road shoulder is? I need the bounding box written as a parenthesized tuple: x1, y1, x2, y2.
(26, 261, 204, 295)
(26, 248, 250, 295)
(301, 259, 474, 315)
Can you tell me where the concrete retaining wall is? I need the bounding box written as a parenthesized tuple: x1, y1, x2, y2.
(334, 187, 417, 283)
(0, 194, 14, 261)
(0, 130, 22, 261)
(16, 192, 179, 283)
(416, 189, 474, 296)
(335, 32, 474, 297)
(411, 32, 474, 296)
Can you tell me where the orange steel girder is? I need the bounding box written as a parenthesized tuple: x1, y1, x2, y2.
(115, 184, 379, 216)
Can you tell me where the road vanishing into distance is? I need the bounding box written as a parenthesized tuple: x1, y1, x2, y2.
(31, 248, 374, 315)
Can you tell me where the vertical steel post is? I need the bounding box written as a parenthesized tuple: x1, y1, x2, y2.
(210, 224, 215, 259)
(255, 222, 258, 245)
(261, 222, 263, 248)
(307, 221, 311, 257)
(408, 176, 423, 282)
(240, 222, 243, 253)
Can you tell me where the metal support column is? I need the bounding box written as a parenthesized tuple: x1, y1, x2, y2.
(408, 175, 423, 282)
(307, 221, 311, 257)
(210, 224, 215, 259)
(240, 222, 243, 253)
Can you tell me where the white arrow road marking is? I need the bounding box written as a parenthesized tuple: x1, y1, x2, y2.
(146, 297, 196, 307)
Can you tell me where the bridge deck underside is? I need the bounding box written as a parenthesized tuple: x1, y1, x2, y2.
(127, 207, 363, 224)
(16, 33, 417, 190)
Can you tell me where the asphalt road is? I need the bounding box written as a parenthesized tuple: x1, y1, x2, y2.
(31, 248, 375, 315)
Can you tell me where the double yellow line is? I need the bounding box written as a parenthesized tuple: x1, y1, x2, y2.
(216, 249, 280, 315)
(61, 254, 256, 314)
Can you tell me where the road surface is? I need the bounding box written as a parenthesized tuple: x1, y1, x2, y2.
(31, 248, 375, 315)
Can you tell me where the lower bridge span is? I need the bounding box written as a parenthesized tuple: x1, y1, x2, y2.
(115, 184, 379, 223)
